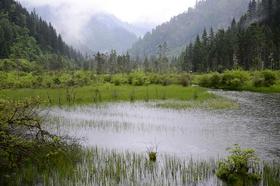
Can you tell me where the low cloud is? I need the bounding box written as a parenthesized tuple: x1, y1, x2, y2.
(18, 0, 196, 50)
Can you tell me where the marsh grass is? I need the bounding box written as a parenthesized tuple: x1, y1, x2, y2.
(9, 146, 280, 186)
(154, 97, 239, 110)
(0, 85, 216, 106)
(262, 162, 280, 186)
(14, 147, 216, 186)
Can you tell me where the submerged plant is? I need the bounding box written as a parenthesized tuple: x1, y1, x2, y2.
(216, 144, 261, 185)
(147, 146, 158, 162)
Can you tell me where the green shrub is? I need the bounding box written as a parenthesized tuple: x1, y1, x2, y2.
(103, 75, 112, 83)
(161, 77, 172, 86)
(216, 144, 261, 185)
(130, 72, 150, 86)
(220, 71, 249, 89)
(148, 152, 157, 162)
(111, 74, 127, 86)
(149, 74, 162, 84)
(198, 74, 212, 87)
(53, 77, 61, 86)
(0, 98, 81, 185)
(253, 70, 277, 87)
(209, 73, 222, 88)
(179, 74, 191, 87)
(147, 146, 157, 162)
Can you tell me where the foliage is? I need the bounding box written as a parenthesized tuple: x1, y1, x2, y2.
(216, 144, 261, 185)
(253, 70, 277, 87)
(129, 0, 249, 57)
(197, 70, 280, 91)
(262, 162, 280, 186)
(148, 152, 157, 162)
(111, 74, 128, 86)
(129, 71, 150, 86)
(220, 71, 250, 89)
(147, 146, 158, 162)
(0, 98, 81, 185)
(0, 70, 279, 93)
(178, 0, 280, 72)
(0, 59, 38, 72)
(0, 0, 83, 60)
(9, 28, 42, 61)
(198, 70, 250, 90)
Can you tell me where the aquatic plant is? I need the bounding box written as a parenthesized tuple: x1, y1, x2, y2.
(216, 144, 261, 185)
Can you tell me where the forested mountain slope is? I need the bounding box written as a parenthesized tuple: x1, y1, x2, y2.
(129, 0, 250, 57)
(0, 0, 82, 64)
(18, 0, 149, 54)
(178, 0, 280, 72)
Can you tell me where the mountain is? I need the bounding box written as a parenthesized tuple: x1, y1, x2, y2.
(18, 1, 152, 54)
(121, 21, 156, 37)
(81, 13, 138, 53)
(178, 0, 280, 72)
(0, 0, 82, 60)
(129, 0, 250, 57)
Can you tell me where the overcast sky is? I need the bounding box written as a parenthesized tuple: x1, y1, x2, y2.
(18, 0, 196, 24)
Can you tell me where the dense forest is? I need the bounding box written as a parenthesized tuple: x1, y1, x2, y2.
(0, 0, 279, 74)
(129, 0, 250, 57)
(178, 0, 280, 72)
(0, 0, 83, 70)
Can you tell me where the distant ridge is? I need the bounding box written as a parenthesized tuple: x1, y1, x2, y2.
(129, 0, 250, 57)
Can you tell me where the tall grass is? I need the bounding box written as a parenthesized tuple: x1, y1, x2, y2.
(11, 147, 280, 186)
(14, 147, 216, 186)
(0, 85, 215, 106)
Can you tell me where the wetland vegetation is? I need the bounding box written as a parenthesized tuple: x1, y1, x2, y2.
(1, 0, 280, 185)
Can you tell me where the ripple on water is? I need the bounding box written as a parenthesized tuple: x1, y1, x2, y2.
(45, 91, 280, 161)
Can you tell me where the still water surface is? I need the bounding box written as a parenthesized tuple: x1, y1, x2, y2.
(47, 90, 280, 160)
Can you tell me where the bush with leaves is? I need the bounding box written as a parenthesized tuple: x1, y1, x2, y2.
(253, 70, 277, 87)
(129, 71, 150, 86)
(111, 74, 128, 86)
(216, 144, 261, 185)
(0, 98, 81, 185)
(220, 71, 249, 89)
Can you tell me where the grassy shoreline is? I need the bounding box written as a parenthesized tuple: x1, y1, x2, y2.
(0, 84, 220, 106)
(1, 70, 280, 95)
(11, 146, 280, 186)
(0, 84, 241, 110)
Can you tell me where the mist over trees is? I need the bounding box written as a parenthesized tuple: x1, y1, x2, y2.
(0, 0, 279, 74)
(129, 0, 250, 58)
(177, 0, 280, 72)
(0, 0, 83, 69)
(81, 14, 138, 54)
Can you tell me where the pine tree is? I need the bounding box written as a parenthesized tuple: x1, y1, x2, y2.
(95, 52, 104, 74)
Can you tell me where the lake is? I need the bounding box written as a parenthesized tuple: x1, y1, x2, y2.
(46, 90, 280, 161)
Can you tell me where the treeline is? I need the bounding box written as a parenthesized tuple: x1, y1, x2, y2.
(129, 0, 249, 57)
(178, 0, 280, 72)
(0, 0, 83, 62)
(88, 46, 176, 74)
